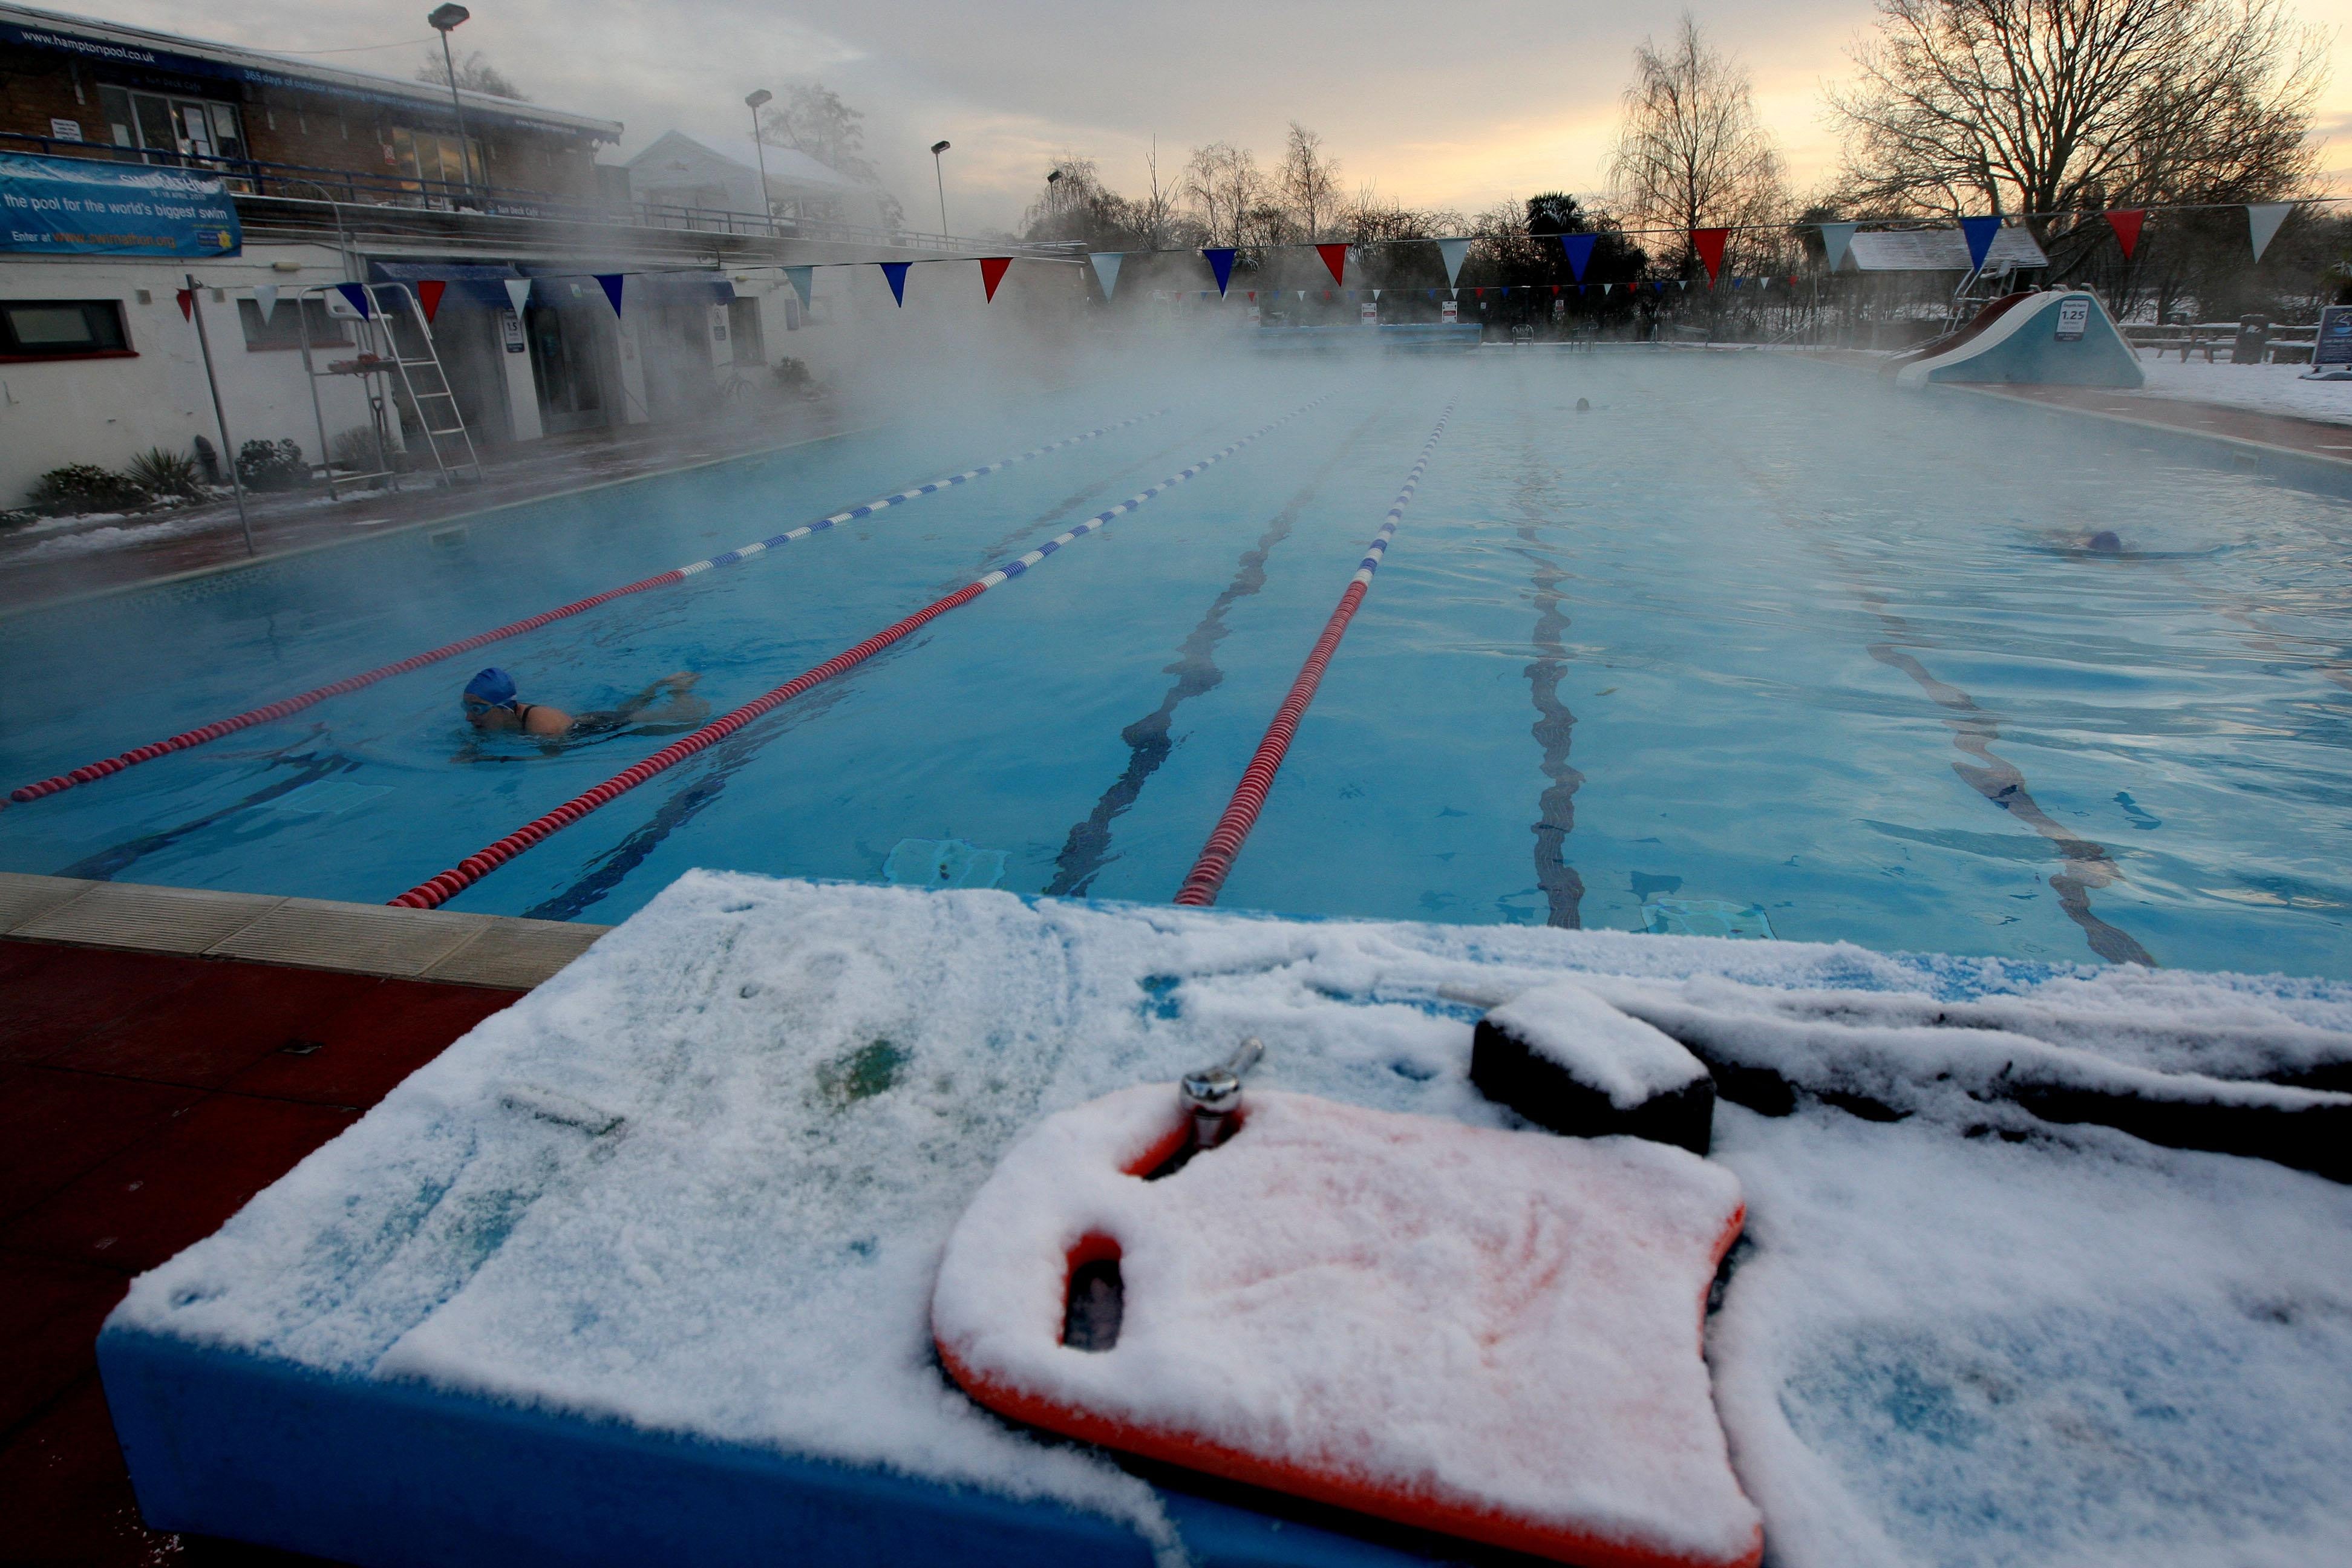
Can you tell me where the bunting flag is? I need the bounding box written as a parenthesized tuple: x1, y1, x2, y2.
(1202, 247, 1238, 296)
(1730, 277, 1745, 290)
(2106, 209, 2145, 261)
(594, 274, 624, 317)
(1435, 237, 1471, 289)
(880, 262, 910, 305)
(1602, 283, 1614, 295)
(1315, 242, 1348, 286)
(175, 287, 193, 321)
(417, 279, 447, 324)
(252, 284, 279, 323)
(2247, 202, 2293, 262)
(1560, 232, 1596, 282)
(978, 257, 1012, 302)
(1088, 252, 1123, 299)
(1959, 215, 2003, 271)
(1819, 221, 1858, 272)
(1298, 290, 1307, 301)
(505, 277, 534, 315)
(1690, 227, 1729, 285)
(1371, 289, 1380, 301)
(336, 282, 374, 319)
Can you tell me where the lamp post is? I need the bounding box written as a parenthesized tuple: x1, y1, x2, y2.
(745, 90, 773, 226)
(1046, 167, 1063, 223)
(929, 139, 950, 237)
(426, 5, 473, 197)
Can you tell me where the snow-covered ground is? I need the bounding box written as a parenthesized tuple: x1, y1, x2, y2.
(113, 874, 2352, 1567)
(2129, 353, 2352, 427)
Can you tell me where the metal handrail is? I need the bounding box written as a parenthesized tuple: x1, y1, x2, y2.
(0, 129, 1042, 257)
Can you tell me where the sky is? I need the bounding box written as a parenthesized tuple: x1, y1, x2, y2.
(83, 0, 2352, 234)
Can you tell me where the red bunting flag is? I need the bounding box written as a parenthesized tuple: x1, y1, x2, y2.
(978, 256, 1012, 302)
(417, 279, 447, 323)
(2106, 209, 2146, 261)
(1689, 227, 1730, 286)
(175, 288, 194, 321)
(1315, 243, 1348, 286)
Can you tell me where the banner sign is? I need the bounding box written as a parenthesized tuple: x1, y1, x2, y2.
(0, 152, 238, 256)
(2314, 305, 2352, 370)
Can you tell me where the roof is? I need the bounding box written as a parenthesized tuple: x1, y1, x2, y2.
(626, 129, 867, 198)
(0, 2, 622, 142)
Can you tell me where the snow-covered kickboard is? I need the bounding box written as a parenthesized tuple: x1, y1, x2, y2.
(932, 1082, 1765, 1568)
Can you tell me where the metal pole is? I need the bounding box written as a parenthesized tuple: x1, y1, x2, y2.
(185, 272, 254, 557)
(747, 97, 772, 226)
(930, 143, 950, 237)
(440, 30, 474, 197)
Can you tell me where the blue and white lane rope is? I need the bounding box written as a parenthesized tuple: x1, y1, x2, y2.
(391, 394, 1334, 909)
(11, 408, 1168, 806)
(674, 408, 1168, 577)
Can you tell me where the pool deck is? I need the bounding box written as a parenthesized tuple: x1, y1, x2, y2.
(0, 872, 607, 1565)
(1797, 348, 2352, 466)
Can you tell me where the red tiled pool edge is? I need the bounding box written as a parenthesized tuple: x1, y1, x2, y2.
(0, 877, 609, 1566)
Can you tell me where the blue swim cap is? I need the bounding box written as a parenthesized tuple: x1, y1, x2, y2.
(463, 667, 518, 708)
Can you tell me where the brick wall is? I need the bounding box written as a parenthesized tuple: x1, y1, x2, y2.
(1, 45, 606, 201)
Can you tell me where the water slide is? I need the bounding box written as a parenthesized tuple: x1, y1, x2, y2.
(1887, 289, 2144, 390)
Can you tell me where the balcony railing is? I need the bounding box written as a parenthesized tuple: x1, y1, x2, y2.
(0, 130, 1066, 258)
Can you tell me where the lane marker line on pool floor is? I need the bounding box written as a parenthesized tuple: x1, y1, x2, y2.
(6, 410, 1171, 808)
(388, 394, 1335, 910)
(1174, 402, 1456, 908)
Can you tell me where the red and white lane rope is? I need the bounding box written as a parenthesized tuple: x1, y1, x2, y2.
(1173, 402, 1455, 908)
(6, 410, 1166, 807)
(388, 396, 1332, 910)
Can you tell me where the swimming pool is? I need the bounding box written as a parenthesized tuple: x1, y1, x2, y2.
(4, 348, 2350, 976)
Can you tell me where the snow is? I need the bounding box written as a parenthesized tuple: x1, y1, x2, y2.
(2128, 354, 2352, 428)
(1482, 979, 1708, 1107)
(108, 873, 2352, 1564)
(933, 1083, 1760, 1567)
(16, 517, 205, 560)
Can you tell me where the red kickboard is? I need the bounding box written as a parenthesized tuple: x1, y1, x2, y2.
(933, 1085, 1763, 1568)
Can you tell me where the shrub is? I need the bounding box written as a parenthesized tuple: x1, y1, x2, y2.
(236, 438, 313, 491)
(772, 356, 814, 389)
(26, 463, 150, 516)
(1, 507, 39, 533)
(125, 446, 206, 501)
(328, 426, 385, 472)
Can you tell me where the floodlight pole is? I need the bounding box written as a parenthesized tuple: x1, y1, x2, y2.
(184, 273, 253, 557)
(930, 139, 950, 238)
(428, 5, 474, 197)
(745, 90, 773, 228)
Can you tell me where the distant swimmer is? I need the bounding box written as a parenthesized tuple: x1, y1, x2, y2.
(2086, 530, 2123, 554)
(1576, 397, 1592, 412)
(460, 666, 707, 746)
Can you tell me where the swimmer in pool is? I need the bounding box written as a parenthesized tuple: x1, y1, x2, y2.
(460, 666, 707, 745)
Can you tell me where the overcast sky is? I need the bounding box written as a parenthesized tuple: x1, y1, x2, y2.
(91, 0, 2352, 232)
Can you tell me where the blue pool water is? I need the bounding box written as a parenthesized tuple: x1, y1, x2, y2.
(4, 351, 2350, 976)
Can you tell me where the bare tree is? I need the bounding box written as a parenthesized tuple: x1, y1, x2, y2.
(414, 48, 526, 100)
(1828, 0, 2325, 250)
(1183, 142, 1273, 248)
(1609, 13, 1788, 275)
(757, 82, 904, 229)
(1279, 123, 1344, 241)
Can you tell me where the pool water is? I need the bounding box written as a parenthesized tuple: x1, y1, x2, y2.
(5, 351, 2350, 977)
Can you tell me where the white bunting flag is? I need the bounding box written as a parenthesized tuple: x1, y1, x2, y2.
(1435, 237, 1472, 289)
(1088, 252, 1124, 299)
(1819, 221, 1858, 273)
(2247, 203, 2293, 263)
(252, 284, 279, 323)
(505, 278, 533, 315)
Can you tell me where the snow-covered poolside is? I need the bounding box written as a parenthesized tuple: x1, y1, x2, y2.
(2129, 353, 2352, 428)
(105, 873, 2352, 1567)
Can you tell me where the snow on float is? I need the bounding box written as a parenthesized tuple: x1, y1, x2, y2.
(95, 874, 2352, 1568)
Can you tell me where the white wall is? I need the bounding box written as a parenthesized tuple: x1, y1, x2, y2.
(0, 243, 373, 506)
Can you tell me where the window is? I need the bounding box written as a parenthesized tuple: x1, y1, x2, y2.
(0, 300, 131, 359)
(391, 128, 488, 192)
(238, 298, 351, 351)
(96, 85, 246, 166)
